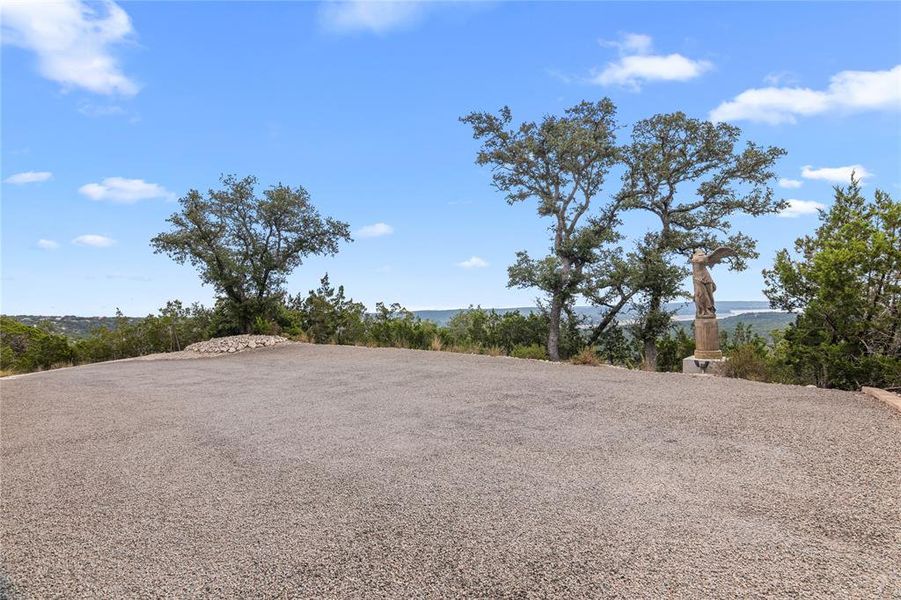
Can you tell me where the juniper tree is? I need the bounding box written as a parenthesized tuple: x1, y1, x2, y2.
(764, 179, 900, 389)
(461, 100, 622, 360)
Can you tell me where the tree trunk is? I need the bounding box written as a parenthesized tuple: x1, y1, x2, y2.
(642, 338, 657, 371)
(547, 295, 562, 361)
(641, 293, 661, 371)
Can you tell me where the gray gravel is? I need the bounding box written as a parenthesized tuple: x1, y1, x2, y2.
(2, 344, 899, 598)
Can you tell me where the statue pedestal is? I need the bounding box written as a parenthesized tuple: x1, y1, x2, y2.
(693, 316, 722, 359)
(682, 355, 728, 375)
(683, 316, 727, 375)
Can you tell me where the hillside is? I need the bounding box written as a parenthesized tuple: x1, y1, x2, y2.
(5, 315, 142, 339)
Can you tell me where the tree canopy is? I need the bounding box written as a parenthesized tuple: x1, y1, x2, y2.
(618, 112, 786, 368)
(764, 179, 900, 389)
(461, 100, 622, 360)
(151, 175, 350, 332)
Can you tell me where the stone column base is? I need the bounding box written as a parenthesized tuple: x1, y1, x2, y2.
(682, 355, 728, 375)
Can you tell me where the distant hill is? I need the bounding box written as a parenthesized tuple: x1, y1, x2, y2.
(673, 311, 796, 341)
(5, 301, 795, 341)
(412, 301, 785, 326)
(4, 315, 142, 339)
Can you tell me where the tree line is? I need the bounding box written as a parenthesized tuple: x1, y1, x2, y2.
(2, 98, 898, 390)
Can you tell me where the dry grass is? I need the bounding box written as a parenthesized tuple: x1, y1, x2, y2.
(571, 347, 601, 366)
(429, 336, 443, 352)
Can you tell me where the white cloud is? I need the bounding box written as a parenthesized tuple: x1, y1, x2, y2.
(37, 239, 60, 250)
(356, 222, 394, 238)
(456, 256, 489, 269)
(778, 178, 803, 189)
(710, 65, 901, 124)
(79, 177, 174, 203)
(778, 199, 826, 218)
(5, 171, 53, 184)
(591, 33, 712, 90)
(1, 0, 139, 95)
(801, 164, 872, 184)
(319, 1, 428, 34)
(73, 234, 116, 247)
(601, 32, 653, 55)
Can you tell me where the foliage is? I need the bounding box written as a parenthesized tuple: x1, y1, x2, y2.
(510, 344, 548, 360)
(618, 112, 786, 369)
(364, 303, 443, 350)
(0, 317, 74, 373)
(151, 175, 350, 333)
(461, 100, 625, 360)
(570, 347, 601, 366)
(654, 327, 696, 372)
(72, 302, 213, 363)
(763, 179, 900, 389)
(593, 322, 639, 366)
(289, 274, 366, 344)
(446, 307, 548, 354)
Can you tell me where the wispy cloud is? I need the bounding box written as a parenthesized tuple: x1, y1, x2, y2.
(590, 33, 712, 90)
(5, 171, 53, 184)
(1, 0, 139, 96)
(37, 239, 60, 250)
(710, 65, 901, 124)
(73, 234, 116, 247)
(801, 164, 872, 184)
(79, 177, 175, 203)
(319, 1, 429, 34)
(763, 71, 800, 86)
(778, 199, 825, 218)
(778, 178, 803, 189)
(356, 222, 394, 238)
(456, 256, 489, 269)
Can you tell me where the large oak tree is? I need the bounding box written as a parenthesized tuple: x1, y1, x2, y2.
(618, 113, 786, 369)
(461, 100, 622, 360)
(151, 175, 350, 333)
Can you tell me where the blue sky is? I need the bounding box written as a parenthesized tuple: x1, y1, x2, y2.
(2, 1, 899, 316)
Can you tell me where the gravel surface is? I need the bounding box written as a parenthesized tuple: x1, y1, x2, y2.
(2, 344, 899, 598)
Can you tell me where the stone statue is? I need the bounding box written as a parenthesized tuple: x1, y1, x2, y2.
(690, 247, 736, 318)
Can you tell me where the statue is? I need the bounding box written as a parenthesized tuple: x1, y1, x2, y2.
(687, 247, 736, 364)
(690, 247, 736, 318)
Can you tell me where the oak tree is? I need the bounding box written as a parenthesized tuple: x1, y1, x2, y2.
(151, 175, 350, 333)
(461, 100, 621, 360)
(618, 112, 785, 369)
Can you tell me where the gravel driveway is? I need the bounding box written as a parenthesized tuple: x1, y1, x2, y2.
(2, 344, 899, 598)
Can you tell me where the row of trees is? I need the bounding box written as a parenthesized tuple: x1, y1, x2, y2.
(4, 182, 898, 392)
(461, 101, 786, 365)
(147, 101, 786, 370)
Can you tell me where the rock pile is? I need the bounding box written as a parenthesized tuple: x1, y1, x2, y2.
(185, 335, 289, 354)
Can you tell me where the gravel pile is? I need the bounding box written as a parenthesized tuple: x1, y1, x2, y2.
(184, 334, 288, 354)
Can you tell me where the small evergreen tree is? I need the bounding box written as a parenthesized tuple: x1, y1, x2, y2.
(763, 178, 900, 389)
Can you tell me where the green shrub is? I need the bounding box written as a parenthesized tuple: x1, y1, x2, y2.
(510, 344, 548, 360)
(655, 328, 695, 372)
(723, 343, 771, 381)
(1, 317, 74, 373)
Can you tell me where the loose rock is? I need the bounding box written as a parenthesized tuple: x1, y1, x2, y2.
(184, 335, 288, 355)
